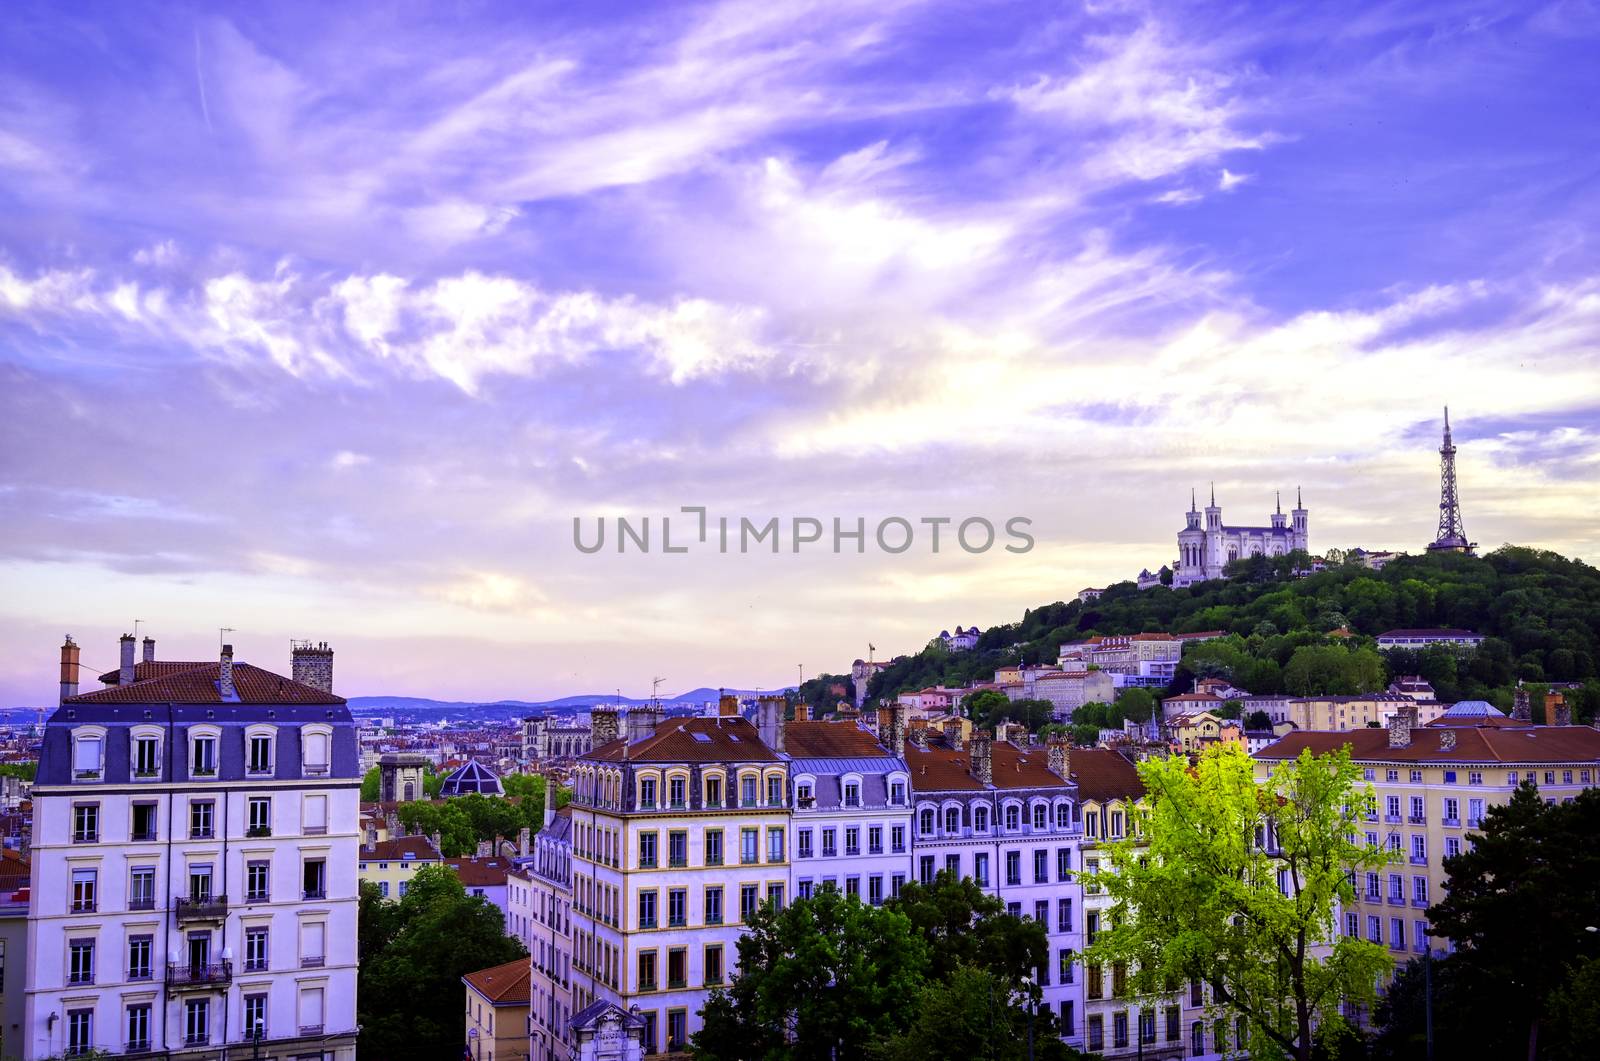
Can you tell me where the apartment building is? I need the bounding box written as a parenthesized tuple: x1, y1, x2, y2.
(26, 636, 359, 1060)
(903, 729, 1085, 1051)
(357, 831, 442, 899)
(463, 958, 531, 1061)
(1254, 700, 1600, 960)
(786, 709, 913, 905)
(1283, 693, 1415, 732)
(567, 699, 789, 1054)
(523, 800, 574, 1061)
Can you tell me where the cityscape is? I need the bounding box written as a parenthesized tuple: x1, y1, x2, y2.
(4, 3, 1600, 1061)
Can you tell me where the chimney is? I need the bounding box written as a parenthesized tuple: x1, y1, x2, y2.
(218, 644, 236, 700)
(119, 634, 136, 686)
(385, 811, 400, 837)
(59, 636, 80, 703)
(628, 705, 663, 746)
(141, 636, 156, 663)
(544, 773, 558, 829)
(364, 822, 377, 852)
(943, 719, 966, 749)
(1047, 736, 1071, 781)
(1387, 703, 1416, 749)
(908, 719, 929, 749)
(970, 732, 993, 785)
(430, 831, 442, 855)
(1547, 692, 1571, 727)
(757, 695, 786, 753)
(1512, 683, 1531, 722)
(794, 703, 810, 722)
(476, 840, 491, 857)
(291, 641, 335, 694)
(1439, 729, 1457, 752)
(590, 709, 620, 747)
(519, 826, 532, 857)
(718, 694, 739, 717)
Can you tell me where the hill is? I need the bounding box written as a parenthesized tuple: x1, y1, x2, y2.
(865, 546, 1600, 722)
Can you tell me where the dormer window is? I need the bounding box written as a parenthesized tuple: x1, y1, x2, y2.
(973, 805, 990, 832)
(133, 736, 160, 778)
(639, 778, 657, 810)
(1033, 804, 1047, 831)
(766, 776, 784, 807)
(842, 782, 861, 808)
(247, 734, 274, 776)
(1005, 805, 1021, 831)
(302, 727, 331, 777)
(889, 781, 906, 806)
(72, 733, 104, 781)
(191, 736, 217, 777)
(796, 783, 814, 807)
(943, 807, 960, 833)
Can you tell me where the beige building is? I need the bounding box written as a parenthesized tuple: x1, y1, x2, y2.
(1254, 699, 1600, 959)
(1284, 693, 1414, 732)
(463, 958, 531, 1061)
(357, 832, 442, 899)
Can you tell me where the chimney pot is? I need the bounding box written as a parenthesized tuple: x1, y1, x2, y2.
(119, 634, 136, 687)
(970, 733, 993, 785)
(1387, 703, 1416, 749)
(141, 636, 156, 663)
(1512, 684, 1532, 722)
(218, 644, 236, 700)
(59, 636, 81, 703)
(291, 640, 335, 694)
(1546, 692, 1572, 727)
(590, 709, 620, 748)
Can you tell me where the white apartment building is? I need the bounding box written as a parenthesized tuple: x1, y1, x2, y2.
(903, 730, 1086, 1051)
(26, 636, 358, 1061)
(523, 800, 575, 1061)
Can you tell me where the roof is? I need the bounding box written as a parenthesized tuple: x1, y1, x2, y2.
(784, 721, 891, 758)
(1376, 628, 1483, 639)
(0, 849, 29, 894)
(68, 660, 344, 705)
(1437, 699, 1505, 718)
(1066, 748, 1144, 802)
(462, 958, 531, 1006)
(905, 738, 1069, 793)
(360, 835, 441, 862)
(585, 716, 779, 764)
(446, 855, 511, 887)
(1255, 725, 1600, 765)
(1163, 692, 1222, 703)
(97, 660, 212, 684)
(439, 758, 504, 797)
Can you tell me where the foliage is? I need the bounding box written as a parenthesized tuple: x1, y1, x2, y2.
(1423, 784, 1600, 1060)
(886, 872, 1049, 988)
(0, 761, 37, 781)
(871, 965, 1082, 1061)
(962, 688, 1011, 726)
(866, 548, 1600, 718)
(360, 763, 445, 802)
(357, 866, 527, 1060)
(1117, 686, 1156, 723)
(393, 785, 567, 856)
(1245, 709, 1273, 731)
(1085, 744, 1392, 1061)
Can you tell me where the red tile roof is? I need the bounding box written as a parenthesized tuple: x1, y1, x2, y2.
(586, 716, 779, 763)
(446, 856, 511, 887)
(1256, 725, 1600, 764)
(69, 661, 343, 705)
(463, 958, 531, 1006)
(97, 660, 211, 684)
(905, 739, 1069, 792)
(1065, 748, 1145, 802)
(359, 835, 442, 862)
(784, 721, 890, 758)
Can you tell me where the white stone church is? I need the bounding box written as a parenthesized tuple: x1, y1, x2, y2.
(1172, 487, 1308, 587)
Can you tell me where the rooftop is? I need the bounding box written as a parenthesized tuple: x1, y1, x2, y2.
(1256, 725, 1600, 765)
(69, 660, 344, 705)
(463, 958, 531, 1006)
(586, 716, 780, 764)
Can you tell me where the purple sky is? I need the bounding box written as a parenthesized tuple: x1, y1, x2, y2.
(3, 1, 1600, 706)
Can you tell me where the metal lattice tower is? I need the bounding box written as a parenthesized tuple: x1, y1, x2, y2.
(1427, 406, 1475, 553)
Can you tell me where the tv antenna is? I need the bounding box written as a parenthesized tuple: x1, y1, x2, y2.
(219, 627, 235, 648)
(651, 676, 665, 707)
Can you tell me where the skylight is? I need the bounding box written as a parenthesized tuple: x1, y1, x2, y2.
(691, 732, 712, 743)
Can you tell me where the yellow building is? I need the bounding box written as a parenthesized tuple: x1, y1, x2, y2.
(1254, 700, 1600, 959)
(1284, 693, 1413, 732)
(1165, 711, 1225, 754)
(463, 957, 532, 1061)
(358, 831, 443, 898)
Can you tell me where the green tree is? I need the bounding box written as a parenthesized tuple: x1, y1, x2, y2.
(1085, 744, 1392, 1061)
(1244, 709, 1273, 731)
(871, 965, 1082, 1061)
(357, 865, 527, 1059)
(359, 765, 379, 802)
(887, 871, 1047, 987)
(1117, 687, 1156, 724)
(1426, 784, 1600, 1061)
(962, 688, 1011, 726)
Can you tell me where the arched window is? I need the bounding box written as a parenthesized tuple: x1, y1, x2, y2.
(1055, 802, 1071, 829)
(403, 781, 415, 801)
(1191, 1022, 1204, 1055)
(973, 804, 990, 832)
(1005, 804, 1020, 831)
(919, 808, 935, 836)
(1032, 804, 1047, 830)
(944, 807, 960, 833)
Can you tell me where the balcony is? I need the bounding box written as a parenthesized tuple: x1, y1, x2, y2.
(639, 858, 657, 869)
(189, 829, 215, 841)
(192, 767, 217, 779)
(1409, 855, 1429, 866)
(303, 763, 331, 778)
(299, 1025, 324, 1037)
(1466, 818, 1483, 828)
(175, 895, 228, 921)
(71, 831, 98, 844)
(1412, 898, 1430, 908)
(70, 899, 97, 914)
(167, 961, 232, 989)
(1384, 814, 1402, 824)
(1408, 815, 1427, 825)
(1443, 817, 1461, 828)
(668, 976, 687, 989)
(131, 830, 157, 843)
(301, 955, 326, 969)
(1387, 895, 1407, 906)
(74, 768, 102, 781)
(668, 857, 687, 868)
(133, 768, 160, 781)
(303, 888, 327, 901)
(246, 825, 272, 838)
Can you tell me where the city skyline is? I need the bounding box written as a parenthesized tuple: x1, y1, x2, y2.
(4, 1, 1600, 706)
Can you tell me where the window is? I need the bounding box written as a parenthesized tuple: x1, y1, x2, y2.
(845, 827, 860, 856)
(706, 776, 723, 806)
(741, 828, 759, 864)
(246, 860, 271, 902)
(798, 829, 813, 859)
(1005, 804, 1021, 831)
(1005, 851, 1021, 886)
(639, 777, 657, 809)
(188, 864, 214, 902)
(1088, 1014, 1104, 1053)
(668, 830, 687, 868)
(68, 1008, 93, 1055)
(69, 938, 95, 984)
(1033, 804, 1047, 830)
(668, 1007, 688, 1050)
(304, 793, 329, 835)
(72, 802, 99, 843)
(890, 780, 906, 804)
(1034, 899, 1048, 924)
(300, 921, 326, 967)
(869, 826, 883, 854)
(891, 824, 906, 853)
(919, 808, 935, 836)
(1469, 770, 1483, 785)
(638, 890, 658, 929)
(1368, 915, 1382, 943)
(768, 827, 785, 862)
(1057, 848, 1071, 881)
(71, 869, 97, 913)
(974, 852, 989, 886)
(1087, 964, 1103, 1000)
(1086, 911, 1099, 945)
(128, 934, 152, 980)
(973, 804, 990, 832)
(303, 858, 326, 900)
(944, 853, 960, 877)
(184, 998, 210, 1046)
(1446, 837, 1462, 858)
(133, 735, 160, 777)
(190, 800, 214, 839)
(1165, 1005, 1180, 1042)
(668, 888, 686, 928)
(740, 884, 759, 923)
(244, 993, 267, 1040)
(821, 829, 837, 857)
(669, 777, 686, 809)
(1056, 803, 1071, 829)
(944, 806, 960, 833)
(639, 831, 658, 869)
(1413, 876, 1429, 903)
(248, 734, 273, 774)
(126, 1002, 152, 1051)
(1444, 797, 1460, 823)
(131, 802, 157, 842)
(767, 776, 784, 806)
(891, 873, 905, 898)
(1391, 917, 1406, 949)
(705, 829, 723, 866)
(740, 775, 757, 807)
(843, 781, 861, 807)
(1114, 1010, 1129, 1049)
(245, 926, 269, 971)
(1192, 1021, 1205, 1055)
(1412, 835, 1427, 863)
(642, 1012, 657, 1055)
(869, 875, 884, 905)
(191, 735, 217, 777)
(1059, 948, 1075, 983)
(248, 797, 272, 837)
(1033, 849, 1048, 884)
(303, 729, 330, 775)
(705, 943, 724, 984)
(705, 886, 723, 925)
(796, 782, 814, 806)
(1061, 1000, 1075, 1036)
(1057, 897, 1073, 932)
(768, 883, 785, 910)
(298, 986, 325, 1036)
(73, 733, 103, 779)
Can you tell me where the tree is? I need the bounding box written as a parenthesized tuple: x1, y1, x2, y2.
(997, 697, 1055, 731)
(871, 965, 1083, 1061)
(962, 688, 1011, 726)
(1426, 784, 1600, 1061)
(691, 886, 929, 1059)
(1117, 687, 1156, 724)
(1085, 744, 1392, 1061)
(360, 765, 380, 802)
(358, 866, 526, 1059)
(1244, 709, 1273, 731)
(887, 871, 1048, 988)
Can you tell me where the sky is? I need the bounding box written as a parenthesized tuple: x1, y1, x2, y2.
(3, 0, 1600, 706)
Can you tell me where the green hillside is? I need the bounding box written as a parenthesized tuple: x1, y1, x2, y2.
(863, 546, 1600, 723)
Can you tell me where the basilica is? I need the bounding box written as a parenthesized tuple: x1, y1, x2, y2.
(1172, 486, 1308, 587)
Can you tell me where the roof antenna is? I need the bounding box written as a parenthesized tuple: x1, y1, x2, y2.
(219, 627, 235, 649)
(651, 677, 664, 709)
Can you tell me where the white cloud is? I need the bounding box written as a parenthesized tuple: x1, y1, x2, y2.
(132, 240, 180, 266)
(1219, 168, 1251, 191)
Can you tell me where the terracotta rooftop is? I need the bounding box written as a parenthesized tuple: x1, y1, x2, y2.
(445, 856, 512, 888)
(1066, 747, 1145, 803)
(586, 716, 779, 763)
(785, 720, 891, 758)
(360, 835, 441, 862)
(905, 738, 1068, 792)
(1377, 629, 1483, 639)
(463, 958, 531, 1006)
(69, 661, 344, 705)
(1256, 725, 1600, 765)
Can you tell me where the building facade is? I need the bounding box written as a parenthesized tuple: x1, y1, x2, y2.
(1174, 488, 1307, 587)
(524, 801, 575, 1061)
(26, 637, 360, 1060)
(463, 958, 531, 1061)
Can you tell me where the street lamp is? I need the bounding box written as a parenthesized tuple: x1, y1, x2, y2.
(251, 1017, 265, 1060)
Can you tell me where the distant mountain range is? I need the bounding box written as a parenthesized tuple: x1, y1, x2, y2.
(345, 687, 787, 716)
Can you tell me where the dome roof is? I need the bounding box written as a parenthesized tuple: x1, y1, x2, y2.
(1442, 699, 1505, 718)
(438, 757, 504, 797)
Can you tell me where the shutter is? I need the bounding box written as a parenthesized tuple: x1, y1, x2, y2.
(302, 921, 326, 961)
(304, 795, 328, 829)
(73, 737, 101, 773)
(305, 731, 329, 767)
(298, 986, 324, 1028)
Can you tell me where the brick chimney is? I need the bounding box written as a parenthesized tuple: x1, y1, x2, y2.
(218, 644, 236, 700)
(119, 634, 136, 686)
(519, 826, 532, 856)
(757, 696, 786, 753)
(141, 636, 156, 663)
(590, 709, 620, 747)
(908, 719, 929, 749)
(1547, 692, 1571, 727)
(718, 694, 739, 717)
(794, 703, 810, 722)
(970, 732, 993, 785)
(291, 640, 335, 693)
(364, 821, 377, 852)
(1512, 683, 1531, 722)
(476, 840, 491, 857)
(544, 772, 559, 829)
(885, 705, 907, 758)
(943, 719, 966, 749)
(1047, 736, 1071, 781)
(59, 636, 80, 703)
(1387, 702, 1416, 748)
(1439, 729, 1457, 751)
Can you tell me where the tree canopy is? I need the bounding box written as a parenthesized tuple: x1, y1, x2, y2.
(1085, 744, 1392, 1061)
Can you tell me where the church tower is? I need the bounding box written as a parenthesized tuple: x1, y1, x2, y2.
(1271, 491, 1287, 531)
(1176, 488, 1205, 584)
(1204, 484, 1224, 580)
(1291, 486, 1309, 553)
